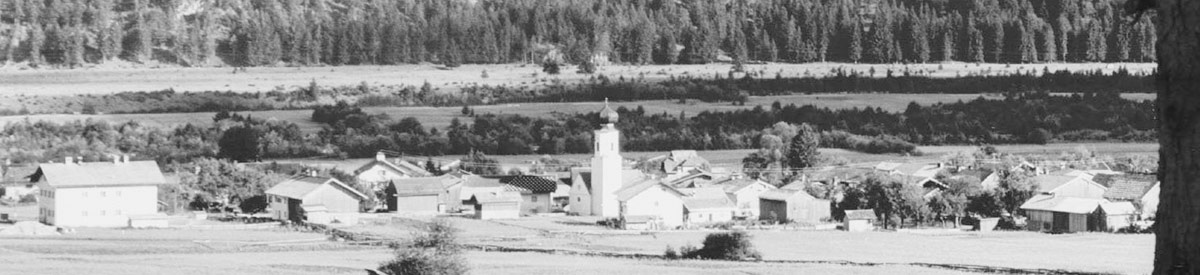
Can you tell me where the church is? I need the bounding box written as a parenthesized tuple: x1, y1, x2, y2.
(568, 101, 692, 228)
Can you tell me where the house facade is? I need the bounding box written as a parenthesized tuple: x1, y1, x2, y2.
(468, 190, 522, 220)
(721, 178, 775, 218)
(353, 152, 432, 189)
(500, 175, 559, 215)
(843, 209, 877, 232)
(758, 188, 831, 224)
(617, 180, 685, 229)
(34, 157, 166, 228)
(1020, 194, 1109, 233)
(266, 175, 368, 224)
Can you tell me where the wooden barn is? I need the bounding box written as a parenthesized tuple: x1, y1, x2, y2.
(757, 188, 831, 224)
(266, 175, 368, 224)
(1020, 194, 1109, 233)
(466, 190, 522, 220)
(385, 178, 443, 214)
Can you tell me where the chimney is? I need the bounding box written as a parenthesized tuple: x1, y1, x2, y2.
(376, 151, 386, 162)
(65, 157, 74, 164)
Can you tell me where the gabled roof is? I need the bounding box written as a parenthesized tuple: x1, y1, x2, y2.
(876, 162, 941, 178)
(661, 150, 709, 173)
(470, 190, 523, 204)
(1019, 194, 1107, 214)
(389, 178, 445, 196)
(499, 175, 559, 194)
(1, 165, 37, 185)
(1032, 175, 1087, 192)
(844, 209, 877, 220)
(353, 158, 431, 178)
(758, 188, 815, 201)
(680, 190, 736, 210)
(616, 179, 682, 202)
(266, 176, 368, 200)
(1101, 176, 1158, 201)
(1098, 201, 1137, 215)
(32, 161, 166, 188)
(721, 178, 773, 193)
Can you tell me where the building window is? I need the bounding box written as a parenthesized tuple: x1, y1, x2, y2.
(81, 211, 88, 216)
(116, 191, 121, 197)
(379, 170, 387, 177)
(82, 192, 87, 198)
(532, 196, 538, 202)
(100, 191, 106, 197)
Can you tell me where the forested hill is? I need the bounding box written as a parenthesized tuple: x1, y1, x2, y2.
(0, 0, 1154, 68)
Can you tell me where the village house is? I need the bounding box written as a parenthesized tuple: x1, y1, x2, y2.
(466, 190, 522, 220)
(34, 156, 168, 228)
(718, 178, 776, 218)
(677, 187, 736, 224)
(616, 179, 685, 230)
(353, 151, 431, 189)
(656, 150, 712, 181)
(1095, 201, 1138, 231)
(843, 209, 877, 232)
(266, 174, 368, 224)
(1095, 174, 1160, 220)
(498, 175, 560, 215)
(1, 163, 37, 201)
(758, 186, 831, 224)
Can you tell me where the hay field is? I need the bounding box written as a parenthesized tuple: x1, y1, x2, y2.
(0, 62, 1156, 96)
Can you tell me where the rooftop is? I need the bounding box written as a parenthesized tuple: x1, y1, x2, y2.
(33, 161, 166, 188)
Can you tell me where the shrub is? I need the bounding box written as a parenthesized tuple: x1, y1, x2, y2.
(18, 193, 37, 203)
(379, 219, 468, 275)
(238, 195, 269, 214)
(682, 231, 762, 261)
(664, 246, 680, 259)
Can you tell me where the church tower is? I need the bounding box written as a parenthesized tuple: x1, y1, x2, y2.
(591, 99, 623, 217)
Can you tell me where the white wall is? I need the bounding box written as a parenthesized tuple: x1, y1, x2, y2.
(732, 184, 771, 218)
(687, 208, 734, 224)
(591, 126, 623, 217)
(355, 164, 410, 188)
(302, 184, 361, 213)
(43, 185, 158, 227)
(622, 186, 684, 228)
(1141, 184, 1159, 219)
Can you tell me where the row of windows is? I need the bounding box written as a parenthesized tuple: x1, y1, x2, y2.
(80, 210, 123, 216)
(81, 191, 123, 198)
(39, 190, 55, 198)
(38, 207, 54, 217)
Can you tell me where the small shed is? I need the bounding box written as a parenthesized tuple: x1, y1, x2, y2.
(678, 187, 736, 224)
(467, 191, 522, 220)
(1095, 201, 1137, 232)
(758, 189, 831, 224)
(843, 209, 877, 232)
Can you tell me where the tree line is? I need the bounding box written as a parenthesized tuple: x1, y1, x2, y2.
(0, 91, 1154, 166)
(0, 0, 1157, 68)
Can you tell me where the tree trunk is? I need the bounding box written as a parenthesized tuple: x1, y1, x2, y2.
(1155, 1, 1200, 273)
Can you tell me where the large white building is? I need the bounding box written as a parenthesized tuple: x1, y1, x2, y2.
(34, 156, 167, 228)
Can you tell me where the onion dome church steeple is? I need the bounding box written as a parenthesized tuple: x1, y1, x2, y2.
(599, 98, 619, 124)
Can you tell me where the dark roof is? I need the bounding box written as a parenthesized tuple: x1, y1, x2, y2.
(1101, 175, 1158, 201)
(844, 209, 877, 220)
(499, 175, 559, 193)
(1093, 174, 1156, 188)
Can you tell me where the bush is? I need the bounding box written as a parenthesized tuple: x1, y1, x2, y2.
(378, 219, 467, 275)
(664, 246, 680, 259)
(682, 231, 762, 261)
(18, 193, 37, 203)
(238, 195, 269, 214)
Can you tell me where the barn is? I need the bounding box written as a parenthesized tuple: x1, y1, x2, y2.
(466, 190, 522, 220)
(1020, 194, 1109, 233)
(757, 188, 831, 224)
(386, 178, 443, 214)
(266, 175, 368, 224)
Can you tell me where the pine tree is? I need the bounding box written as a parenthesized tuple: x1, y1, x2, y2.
(848, 20, 863, 63)
(1039, 24, 1057, 62)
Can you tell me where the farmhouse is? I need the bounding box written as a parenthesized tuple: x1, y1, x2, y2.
(874, 162, 944, 178)
(758, 188, 831, 224)
(1, 164, 37, 201)
(499, 175, 559, 215)
(719, 178, 776, 218)
(353, 151, 431, 189)
(843, 209, 877, 232)
(678, 187, 736, 224)
(1095, 174, 1159, 219)
(466, 190, 522, 220)
(266, 175, 368, 224)
(616, 180, 685, 229)
(34, 156, 167, 228)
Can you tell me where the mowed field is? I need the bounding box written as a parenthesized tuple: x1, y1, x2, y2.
(0, 62, 1156, 96)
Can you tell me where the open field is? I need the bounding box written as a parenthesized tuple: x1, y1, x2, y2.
(0, 214, 1152, 275)
(0, 62, 1156, 96)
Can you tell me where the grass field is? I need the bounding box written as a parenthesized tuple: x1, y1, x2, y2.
(0, 62, 1157, 96)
